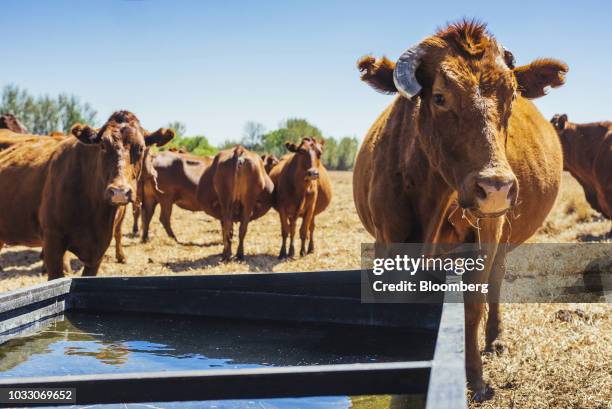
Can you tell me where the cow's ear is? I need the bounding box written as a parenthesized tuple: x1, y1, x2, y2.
(285, 142, 298, 152)
(357, 55, 398, 94)
(71, 123, 100, 144)
(551, 114, 568, 130)
(145, 128, 175, 147)
(514, 59, 568, 99)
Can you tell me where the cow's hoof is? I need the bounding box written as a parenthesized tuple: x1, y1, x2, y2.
(300, 249, 306, 257)
(485, 340, 505, 355)
(235, 253, 244, 261)
(469, 383, 493, 403)
(116, 257, 126, 264)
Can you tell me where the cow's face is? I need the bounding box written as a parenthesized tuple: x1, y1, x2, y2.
(71, 111, 173, 206)
(358, 21, 568, 217)
(261, 154, 280, 174)
(285, 138, 324, 180)
(550, 114, 574, 165)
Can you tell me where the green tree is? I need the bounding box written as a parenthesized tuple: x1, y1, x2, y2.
(166, 121, 186, 137)
(0, 84, 97, 134)
(241, 121, 266, 151)
(322, 137, 338, 169)
(57, 94, 96, 134)
(219, 139, 241, 150)
(262, 118, 323, 156)
(336, 136, 359, 170)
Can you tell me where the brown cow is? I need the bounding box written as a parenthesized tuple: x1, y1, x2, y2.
(0, 111, 173, 279)
(353, 21, 567, 399)
(0, 113, 28, 133)
(269, 138, 332, 258)
(551, 114, 611, 219)
(261, 154, 280, 173)
(137, 150, 213, 242)
(196, 146, 274, 260)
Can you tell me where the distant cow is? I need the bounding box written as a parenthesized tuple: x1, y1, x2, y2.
(269, 138, 332, 258)
(353, 21, 567, 398)
(197, 146, 274, 260)
(261, 154, 280, 173)
(0, 114, 28, 133)
(551, 114, 611, 219)
(137, 150, 213, 242)
(0, 111, 173, 279)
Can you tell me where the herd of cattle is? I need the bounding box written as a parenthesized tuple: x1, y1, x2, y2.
(0, 20, 610, 400)
(0, 111, 332, 278)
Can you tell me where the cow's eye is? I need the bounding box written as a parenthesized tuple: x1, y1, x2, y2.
(433, 93, 445, 106)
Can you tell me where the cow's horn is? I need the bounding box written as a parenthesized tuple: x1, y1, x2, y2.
(393, 44, 424, 99)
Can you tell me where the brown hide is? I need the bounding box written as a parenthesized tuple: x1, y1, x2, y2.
(261, 154, 280, 174)
(551, 114, 612, 219)
(353, 21, 565, 399)
(0, 111, 173, 279)
(0, 114, 28, 133)
(138, 150, 213, 242)
(196, 146, 274, 260)
(269, 137, 332, 258)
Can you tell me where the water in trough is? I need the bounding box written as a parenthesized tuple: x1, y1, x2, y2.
(0, 311, 431, 408)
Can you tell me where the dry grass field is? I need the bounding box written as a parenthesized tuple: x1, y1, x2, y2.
(0, 171, 610, 409)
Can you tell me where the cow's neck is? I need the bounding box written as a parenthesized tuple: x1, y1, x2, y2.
(74, 143, 118, 231)
(395, 98, 466, 244)
(288, 156, 318, 203)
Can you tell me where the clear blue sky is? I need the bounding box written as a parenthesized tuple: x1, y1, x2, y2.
(1, 0, 610, 144)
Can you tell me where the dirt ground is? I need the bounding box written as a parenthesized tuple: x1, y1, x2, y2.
(1, 171, 610, 409)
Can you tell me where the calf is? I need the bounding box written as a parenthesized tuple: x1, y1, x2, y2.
(0, 111, 173, 279)
(269, 137, 332, 258)
(197, 146, 274, 260)
(138, 150, 212, 242)
(551, 114, 611, 219)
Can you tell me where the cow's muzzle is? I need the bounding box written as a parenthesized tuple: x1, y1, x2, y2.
(461, 171, 518, 216)
(305, 169, 320, 180)
(473, 175, 518, 215)
(107, 186, 133, 206)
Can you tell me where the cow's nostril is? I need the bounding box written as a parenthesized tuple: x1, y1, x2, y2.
(475, 184, 487, 200)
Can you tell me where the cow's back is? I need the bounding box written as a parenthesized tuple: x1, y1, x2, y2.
(500, 97, 563, 242)
(154, 152, 210, 211)
(592, 128, 612, 217)
(198, 148, 273, 221)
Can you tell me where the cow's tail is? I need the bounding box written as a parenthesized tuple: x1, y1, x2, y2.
(231, 146, 246, 204)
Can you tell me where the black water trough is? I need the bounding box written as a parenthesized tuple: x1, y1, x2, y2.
(0, 270, 466, 408)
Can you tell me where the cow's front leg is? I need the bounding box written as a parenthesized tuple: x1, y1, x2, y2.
(288, 216, 297, 258)
(43, 234, 67, 280)
(465, 294, 487, 399)
(486, 246, 508, 353)
(300, 203, 316, 256)
(465, 217, 504, 401)
(82, 261, 101, 277)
